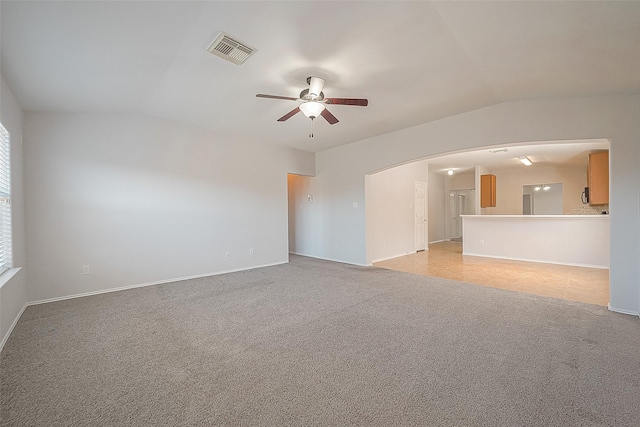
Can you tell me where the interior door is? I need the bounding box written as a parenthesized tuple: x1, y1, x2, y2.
(415, 182, 427, 251)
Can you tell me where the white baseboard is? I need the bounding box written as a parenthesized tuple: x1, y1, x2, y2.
(429, 239, 447, 244)
(289, 252, 369, 267)
(28, 261, 288, 306)
(462, 252, 609, 270)
(0, 302, 27, 353)
(608, 303, 640, 317)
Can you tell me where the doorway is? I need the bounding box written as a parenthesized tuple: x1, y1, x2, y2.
(448, 189, 474, 242)
(415, 182, 427, 251)
(287, 173, 315, 256)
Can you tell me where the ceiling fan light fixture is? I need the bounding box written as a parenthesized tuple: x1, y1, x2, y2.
(299, 101, 325, 119)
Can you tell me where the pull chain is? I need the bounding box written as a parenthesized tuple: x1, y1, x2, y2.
(309, 118, 314, 138)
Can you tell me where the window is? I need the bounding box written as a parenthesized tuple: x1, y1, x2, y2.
(0, 120, 12, 275)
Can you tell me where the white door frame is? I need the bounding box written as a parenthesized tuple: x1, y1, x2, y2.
(415, 181, 427, 251)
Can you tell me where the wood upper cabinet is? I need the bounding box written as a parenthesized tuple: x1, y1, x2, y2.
(480, 174, 496, 208)
(588, 152, 609, 205)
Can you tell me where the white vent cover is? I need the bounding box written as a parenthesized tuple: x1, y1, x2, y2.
(206, 32, 256, 65)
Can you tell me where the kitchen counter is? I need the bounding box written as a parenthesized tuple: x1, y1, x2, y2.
(461, 215, 609, 268)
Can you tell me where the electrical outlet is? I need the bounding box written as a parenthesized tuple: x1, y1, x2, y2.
(480, 240, 485, 245)
(82, 265, 90, 275)
(249, 248, 254, 255)
(225, 251, 230, 258)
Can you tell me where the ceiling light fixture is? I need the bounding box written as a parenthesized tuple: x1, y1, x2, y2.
(518, 156, 533, 166)
(299, 101, 327, 138)
(447, 169, 454, 175)
(299, 101, 325, 119)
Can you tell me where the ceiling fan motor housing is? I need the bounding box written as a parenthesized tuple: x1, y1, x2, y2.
(299, 88, 324, 101)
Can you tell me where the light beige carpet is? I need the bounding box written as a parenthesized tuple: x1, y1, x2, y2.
(1, 255, 639, 426)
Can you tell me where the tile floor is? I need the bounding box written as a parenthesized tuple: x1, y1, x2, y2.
(373, 241, 609, 306)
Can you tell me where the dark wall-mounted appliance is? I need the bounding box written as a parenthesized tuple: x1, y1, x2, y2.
(581, 187, 590, 204)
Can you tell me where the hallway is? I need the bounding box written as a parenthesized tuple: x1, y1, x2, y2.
(373, 242, 609, 306)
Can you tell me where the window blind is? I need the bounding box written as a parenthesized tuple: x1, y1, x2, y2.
(0, 121, 12, 275)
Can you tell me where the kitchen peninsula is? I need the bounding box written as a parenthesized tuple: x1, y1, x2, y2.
(462, 215, 609, 268)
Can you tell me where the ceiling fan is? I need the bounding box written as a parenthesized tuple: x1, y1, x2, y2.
(256, 76, 368, 137)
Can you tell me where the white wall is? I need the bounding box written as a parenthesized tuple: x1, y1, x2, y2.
(24, 112, 315, 302)
(313, 95, 640, 315)
(365, 159, 429, 264)
(428, 172, 446, 243)
(448, 169, 475, 190)
(463, 215, 609, 268)
(0, 75, 28, 350)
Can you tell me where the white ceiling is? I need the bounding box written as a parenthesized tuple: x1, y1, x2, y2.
(1, 1, 639, 154)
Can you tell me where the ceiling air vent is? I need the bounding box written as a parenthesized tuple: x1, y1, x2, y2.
(206, 32, 256, 65)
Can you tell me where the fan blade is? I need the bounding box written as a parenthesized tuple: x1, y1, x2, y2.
(277, 107, 301, 122)
(256, 94, 299, 101)
(308, 76, 326, 98)
(324, 98, 368, 106)
(321, 108, 339, 125)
